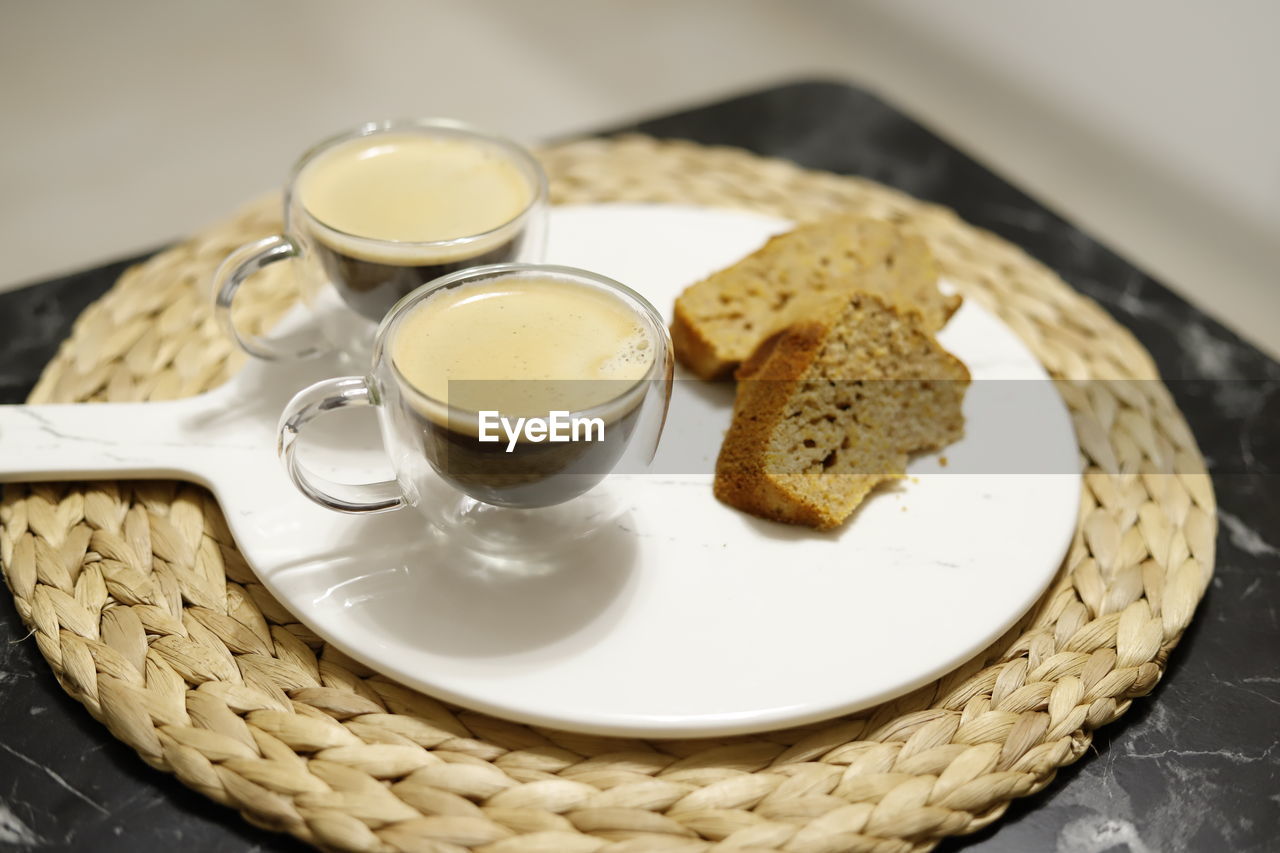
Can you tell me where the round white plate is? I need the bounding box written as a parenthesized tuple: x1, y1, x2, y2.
(0, 204, 1080, 738)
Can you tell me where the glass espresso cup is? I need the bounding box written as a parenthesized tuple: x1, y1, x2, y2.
(213, 119, 548, 362)
(277, 264, 674, 554)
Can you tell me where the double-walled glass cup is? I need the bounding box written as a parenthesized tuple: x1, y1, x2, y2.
(277, 264, 674, 556)
(213, 119, 548, 364)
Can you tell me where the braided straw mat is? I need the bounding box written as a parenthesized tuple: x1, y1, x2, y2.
(1, 136, 1215, 853)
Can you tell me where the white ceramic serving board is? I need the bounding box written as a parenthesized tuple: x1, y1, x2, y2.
(0, 204, 1080, 737)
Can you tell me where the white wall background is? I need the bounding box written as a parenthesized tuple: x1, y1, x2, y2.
(2, 0, 1276, 355)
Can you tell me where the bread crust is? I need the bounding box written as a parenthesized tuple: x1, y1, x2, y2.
(670, 299, 732, 380)
(714, 321, 849, 527)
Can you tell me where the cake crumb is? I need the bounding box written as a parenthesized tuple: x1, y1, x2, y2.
(939, 456, 949, 467)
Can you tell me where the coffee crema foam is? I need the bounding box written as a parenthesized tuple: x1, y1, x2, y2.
(297, 132, 533, 263)
(391, 276, 655, 419)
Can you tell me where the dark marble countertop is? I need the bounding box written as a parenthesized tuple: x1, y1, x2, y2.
(1, 81, 1276, 853)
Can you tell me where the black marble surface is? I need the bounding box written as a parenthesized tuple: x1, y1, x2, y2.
(1, 81, 1276, 852)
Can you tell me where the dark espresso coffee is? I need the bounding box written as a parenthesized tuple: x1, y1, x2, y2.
(390, 275, 655, 507)
(296, 133, 536, 321)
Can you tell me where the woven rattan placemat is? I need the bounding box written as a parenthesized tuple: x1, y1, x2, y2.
(1, 136, 1215, 853)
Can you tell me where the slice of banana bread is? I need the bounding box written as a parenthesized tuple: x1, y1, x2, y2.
(714, 292, 969, 529)
(672, 215, 959, 379)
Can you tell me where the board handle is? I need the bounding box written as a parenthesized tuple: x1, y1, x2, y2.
(0, 400, 223, 484)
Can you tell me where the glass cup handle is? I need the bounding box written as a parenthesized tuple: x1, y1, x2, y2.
(277, 376, 405, 513)
(212, 234, 326, 361)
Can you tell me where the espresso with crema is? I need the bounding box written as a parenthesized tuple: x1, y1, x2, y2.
(296, 133, 536, 321)
(391, 276, 655, 507)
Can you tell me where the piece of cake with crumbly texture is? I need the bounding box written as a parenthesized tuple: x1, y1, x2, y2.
(671, 215, 960, 379)
(714, 292, 970, 530)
